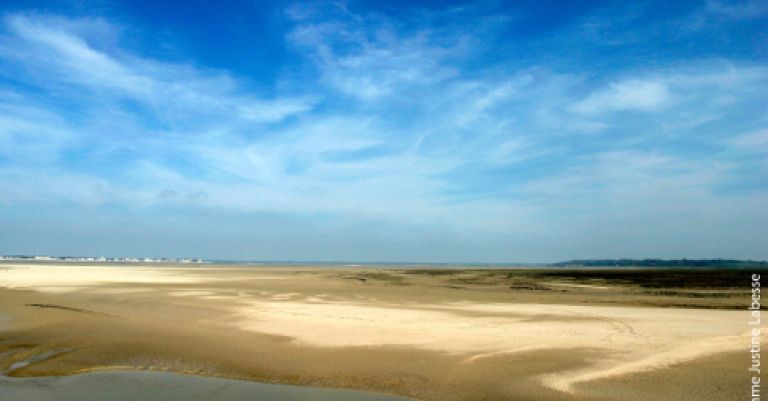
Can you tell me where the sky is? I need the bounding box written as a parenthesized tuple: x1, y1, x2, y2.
(0, 0, 766, 263)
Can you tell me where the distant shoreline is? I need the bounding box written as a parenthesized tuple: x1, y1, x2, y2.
(1, 255, 766, 268)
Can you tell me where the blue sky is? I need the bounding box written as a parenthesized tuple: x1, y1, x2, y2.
(0, 0, 766, 262)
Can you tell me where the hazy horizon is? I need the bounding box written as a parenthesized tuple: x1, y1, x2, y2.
(1, 1, 766, 262)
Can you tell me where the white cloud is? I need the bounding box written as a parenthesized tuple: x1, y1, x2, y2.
(2, 15, 313, 126)
(0, 98, 74, 164)
(238, 97, 316, 123)
(287, 8, 461, 100)
(705, 0, 768, 19)
(5, 14, 152, 95)
(730, 128, 768, 149)
(570, 79, 672, 115)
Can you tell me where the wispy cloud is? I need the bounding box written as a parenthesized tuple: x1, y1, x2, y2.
(570, 79, 671, 114)
(704, 0, 768, 20)
(731, 128, 768, 150)
(0, 2, 766, 261)
(286, 4, 463, 100)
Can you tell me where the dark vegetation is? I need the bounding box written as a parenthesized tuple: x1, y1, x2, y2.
(400, 267, 767, 289)
(550, 259, 767, 267)
(532, 268, 766, 289)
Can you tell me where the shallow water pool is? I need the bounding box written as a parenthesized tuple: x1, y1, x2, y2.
(0, 370, 414, 401)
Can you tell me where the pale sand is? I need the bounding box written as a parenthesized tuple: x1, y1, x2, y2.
(0, 263, 759, 401)
(232, 300, 747, 392)
(0, 264, 204, 292)
(0, 264, 283, 293)
(542, 332, 758, 393)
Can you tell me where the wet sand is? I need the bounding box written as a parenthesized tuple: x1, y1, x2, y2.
(0, 370, 412, 401)
(0, 263, 762, 401)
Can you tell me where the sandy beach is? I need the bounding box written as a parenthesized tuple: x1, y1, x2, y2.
(0, 263, 761, 401)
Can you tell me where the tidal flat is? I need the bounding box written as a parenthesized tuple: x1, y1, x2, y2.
(0, 262, 763, 401)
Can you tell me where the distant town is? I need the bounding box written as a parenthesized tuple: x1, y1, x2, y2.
(0, 255, 205, 263)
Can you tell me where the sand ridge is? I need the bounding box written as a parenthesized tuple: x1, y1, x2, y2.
(230, 299, 747, 391)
